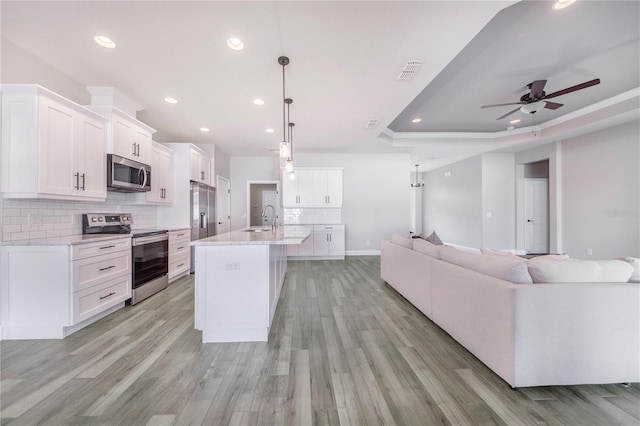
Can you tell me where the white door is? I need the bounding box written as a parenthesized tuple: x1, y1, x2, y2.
(262, 191, 278, 226)
(524, 178, 549, 254)
(216, 176, 231, 234)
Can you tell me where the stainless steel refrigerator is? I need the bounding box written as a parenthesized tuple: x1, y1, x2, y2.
(190, 181, 216, 272)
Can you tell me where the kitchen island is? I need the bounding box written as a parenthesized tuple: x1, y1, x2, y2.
(191, 226, 311, 342)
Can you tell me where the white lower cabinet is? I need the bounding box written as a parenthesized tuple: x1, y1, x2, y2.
(169, 229, 191, 282)
(287, 225, 345, 259)
(0, 237, 132, 340)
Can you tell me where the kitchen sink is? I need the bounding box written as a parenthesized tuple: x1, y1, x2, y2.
(243, 228, 271, 233)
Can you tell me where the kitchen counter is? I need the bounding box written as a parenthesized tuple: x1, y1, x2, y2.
(0, 234, 131, 246)
(193, 226, 310, 343)
(191, 226, 311, 246)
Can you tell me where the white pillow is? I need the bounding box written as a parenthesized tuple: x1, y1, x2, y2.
(618, 257, 640, 282)
(391, 233, 413, 249)
(528, 259, 634, 283)
(413, 239, 440, 259)
(481, 248, 518, 258)
(440, 245, 533, 284)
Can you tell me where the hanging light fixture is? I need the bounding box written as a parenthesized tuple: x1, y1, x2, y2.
(287, 122, 295, 176)
(278, 56, 290, 158)
(285, 98, 294, 172)
(411, 164, 424, 188)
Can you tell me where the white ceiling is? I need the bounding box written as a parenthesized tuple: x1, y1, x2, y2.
(1, 1, 638, 166)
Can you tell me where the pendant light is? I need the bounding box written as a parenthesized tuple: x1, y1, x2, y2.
(411, 164, 424, 188)
(285, 98, 294, 172)
(287, 122, 295, 177)
(278, 56, 290, 158)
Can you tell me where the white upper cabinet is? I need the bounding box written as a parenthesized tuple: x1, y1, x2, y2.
(190, 145, 212, 185)
(88, 106, 155, 165)
(283, 168, 343, 208)
(146, 142, 174, 204)
(1, 85, 107, 201)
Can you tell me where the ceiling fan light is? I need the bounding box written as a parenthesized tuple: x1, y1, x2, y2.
(279, 141, 289, 158)
(553, 0, 576, 10)
(520, 101, 546, 114)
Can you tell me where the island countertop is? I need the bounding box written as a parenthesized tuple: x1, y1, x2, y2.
(190, 226, 311, 246)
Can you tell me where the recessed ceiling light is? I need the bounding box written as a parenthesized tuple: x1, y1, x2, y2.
(509, 119, 521, 124)
(227, 38, 244, 51)
(265, 128, 275, 133)
(553, 0, 576, 10)
(412, 118, 422, 123)
(164, 97, 178, 104)
(200, 127, 210, 132)
(253, 98, 265, 106)
(94, 35, 116, 49)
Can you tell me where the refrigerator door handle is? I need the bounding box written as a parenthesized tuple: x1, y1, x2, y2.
(200, 212, 206, 228)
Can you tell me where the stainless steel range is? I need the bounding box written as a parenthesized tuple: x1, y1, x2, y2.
(83, 214, 169, 305)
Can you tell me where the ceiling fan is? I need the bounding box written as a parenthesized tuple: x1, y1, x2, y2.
(481, 78, 601, 120)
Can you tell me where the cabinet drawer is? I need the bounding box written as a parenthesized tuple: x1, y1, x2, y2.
(169, 240, 190, 257)
(73, 250, 131, 292)
(169, 253, 190, 276)
(72, 237, 131, 260)
(73, 275, 131, 324)
(170, 230, 190, 241)
(313, 224, 344, 232)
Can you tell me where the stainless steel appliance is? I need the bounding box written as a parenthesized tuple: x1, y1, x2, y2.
(190, 181, 216, 272)
(82, 213, 168, 305)
(107, 154, 151, 192)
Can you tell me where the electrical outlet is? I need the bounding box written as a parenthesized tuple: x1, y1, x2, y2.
(365, 240, 370, 246)
(28, 215, 43, 225)
(586, 248, 593, 255)
(226, 262, 241, 270)
(60, 215, 73, 224)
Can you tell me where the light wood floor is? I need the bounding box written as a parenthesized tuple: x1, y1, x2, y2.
(1, 257, 639, 425)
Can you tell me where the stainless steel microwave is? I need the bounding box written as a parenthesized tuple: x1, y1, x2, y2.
(107, 154, 151, 192)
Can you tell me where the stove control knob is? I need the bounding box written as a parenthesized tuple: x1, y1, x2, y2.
(98, 217, 104, 222)
(91, 217, 98, 222)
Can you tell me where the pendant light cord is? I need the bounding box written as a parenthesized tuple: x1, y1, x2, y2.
(282, 62, 286, 142)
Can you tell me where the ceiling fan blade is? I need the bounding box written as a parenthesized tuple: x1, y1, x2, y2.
(481, 102, 524, 108)
(529, 80, 547, 99)
(544, 101, 563, 110)
(544, 78, 601, 99)
(496, 107, 521, 120)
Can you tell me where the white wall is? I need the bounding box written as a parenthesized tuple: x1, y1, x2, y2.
(482, 153, 516, 250)
(423, 155, 483, 248)
(561, 120, 640, 258)
(230, 153, 411, 253)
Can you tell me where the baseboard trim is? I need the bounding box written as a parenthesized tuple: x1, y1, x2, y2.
(346, 250, 380, 256)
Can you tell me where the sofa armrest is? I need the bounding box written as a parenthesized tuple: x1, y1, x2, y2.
(381, 240, 433, 317)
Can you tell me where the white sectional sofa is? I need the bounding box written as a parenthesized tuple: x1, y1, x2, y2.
(380, 239, 640, 388)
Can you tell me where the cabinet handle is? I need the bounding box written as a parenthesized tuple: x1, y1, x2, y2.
(177, 246, 185, 250)
(99, 292, 116, 300)
(177, 263, 185, 267)
(99, 245, 116, 250)
(99, 265, 116, 271)
(74, 172, 80, 190)
(328, 195, 330, 204)
(201, 171, 205, 180)
(137, 143, 140, 156)
(132, 143, 136, 155)
(177, 233, 185, 237)
(329, 234, 332, 242)
(81, 173, 86, 191)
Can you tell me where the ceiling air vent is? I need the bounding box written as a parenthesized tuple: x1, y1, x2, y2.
(397, 60, 424, 81)
(364, 119, 379, 128)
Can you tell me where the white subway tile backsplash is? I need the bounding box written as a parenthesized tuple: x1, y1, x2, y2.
(283, 208, 342, 225)
(1, 192, 158, 242)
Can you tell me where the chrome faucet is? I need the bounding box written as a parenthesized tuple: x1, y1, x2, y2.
(261, 204, 277, 231)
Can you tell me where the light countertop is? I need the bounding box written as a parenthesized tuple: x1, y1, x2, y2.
(191, 226, 312, 246)
(0, 234, 131, 246)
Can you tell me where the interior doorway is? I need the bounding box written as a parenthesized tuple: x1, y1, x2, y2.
(247, 182, 280, 227)
(520, 160, 550, 254)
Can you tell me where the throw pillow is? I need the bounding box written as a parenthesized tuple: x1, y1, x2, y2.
(391, 233, 413, 249)
(440, 245, 533, 284)
(413, 238, 441, 259)
(527, 259, 634, 283)
(425, 230, 443, 245)
(481, 248, 518, 258)
(618, 257, 640, 282)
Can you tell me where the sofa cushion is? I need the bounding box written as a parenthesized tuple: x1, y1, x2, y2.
(617, 258, 639, 282)
(413, 239, 441, 259)
(391, 233, 413, 249)
(530, 254, 570, 261)
(425, 231, 444, 245)
(528, 259, 634, 283)
(440, 245, 533, 284)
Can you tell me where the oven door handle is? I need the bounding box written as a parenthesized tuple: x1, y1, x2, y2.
(132, 234, 168, 246)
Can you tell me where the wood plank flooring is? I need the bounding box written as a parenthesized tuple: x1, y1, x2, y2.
(1, 256, 639, 425)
